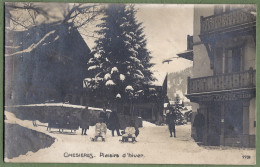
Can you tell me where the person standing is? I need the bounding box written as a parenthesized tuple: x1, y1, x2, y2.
(108, 110, 121, 136)
(193, 109, 205, 142)
(80, 106, 90, 135)
(166, 108, 177, 137)
(99, 107, 108, 124)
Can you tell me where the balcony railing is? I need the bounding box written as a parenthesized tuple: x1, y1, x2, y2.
(201, 9, 256, 34)
(187, 69, 256, 94)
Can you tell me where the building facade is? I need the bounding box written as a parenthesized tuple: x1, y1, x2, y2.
(82, 72, 168, 124)
(5, 23, 91, 105)
(184, 5, 256, 147)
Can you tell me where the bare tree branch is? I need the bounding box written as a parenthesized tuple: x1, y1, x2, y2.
(6, 2, 102, 33)
(9, 17, 30, 29)
(6, 3, 49, 18)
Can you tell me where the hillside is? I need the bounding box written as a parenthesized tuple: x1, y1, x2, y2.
(167, 67, 193, 101)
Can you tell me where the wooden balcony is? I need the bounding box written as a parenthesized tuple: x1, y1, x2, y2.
(200, 9, 256, 35)
(187, 69, 256, 94)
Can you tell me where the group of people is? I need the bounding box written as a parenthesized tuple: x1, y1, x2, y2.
(80, 106, 205, 142)
(80, 107, 139, 142)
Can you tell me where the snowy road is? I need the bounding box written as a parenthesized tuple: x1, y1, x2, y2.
(5, 111, 256, 165)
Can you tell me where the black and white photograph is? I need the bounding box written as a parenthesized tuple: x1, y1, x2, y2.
(4, 2, 256, 164)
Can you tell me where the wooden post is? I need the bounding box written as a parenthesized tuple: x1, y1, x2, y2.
(242, 100, 250, 147)
(187, 77, 191, 94)
(220, 103, 225, 146)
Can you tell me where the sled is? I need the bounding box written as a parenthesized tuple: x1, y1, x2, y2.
(119, 136, 137, 144)
(90, 136, 105, 142)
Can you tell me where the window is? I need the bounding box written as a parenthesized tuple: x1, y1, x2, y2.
(224, 46, 243, 73)
(214, 48, 224, 75)
(225, 5, 230, 12)
(214, 5, 231, 15)
(214, 5, 224, 15)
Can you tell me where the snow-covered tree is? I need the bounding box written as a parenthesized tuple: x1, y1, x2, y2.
(86, 4, 153, 106)
(123, 5, 154, 82)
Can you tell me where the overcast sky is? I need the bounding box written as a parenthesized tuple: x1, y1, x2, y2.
(83, 4, 194, 74)
(8, 3, 194, 74)
(136, 4, 194, 73)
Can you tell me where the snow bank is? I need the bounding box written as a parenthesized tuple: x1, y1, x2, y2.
(5, 103, 111, 112)
(142, 121, 157, 127)
(5, 123, 55, 159)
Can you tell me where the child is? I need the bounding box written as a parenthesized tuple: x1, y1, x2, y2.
(80, 107, 90, 135)
(121, 121, 139, 142)
(92, 118, 107, 142)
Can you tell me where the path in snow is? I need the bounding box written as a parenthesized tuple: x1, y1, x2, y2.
(4, 111, 256, 164)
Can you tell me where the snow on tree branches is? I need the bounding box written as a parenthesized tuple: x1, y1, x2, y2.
(85, 4, 153, 105)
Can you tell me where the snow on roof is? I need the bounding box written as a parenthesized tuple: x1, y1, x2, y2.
(5, 30, 56, 57)
(149, 72, 167, 86)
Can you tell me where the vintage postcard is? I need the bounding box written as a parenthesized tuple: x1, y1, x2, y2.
(4, 2, 256, 164)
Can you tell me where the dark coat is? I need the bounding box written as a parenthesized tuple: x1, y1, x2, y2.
(80, 110, 90, 129)
(108, 112, 120, 130)
(193, 113, 205, 127)
(99, 111, 108, 124)
(135, 126, 139, 137)
(166, 113, 176, 126)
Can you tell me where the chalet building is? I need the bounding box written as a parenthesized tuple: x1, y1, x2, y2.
(5, 23, 91, 105)
(83, 72, 168, 124)
(133, 72, 168, 124)
(180, 5, 256, 147)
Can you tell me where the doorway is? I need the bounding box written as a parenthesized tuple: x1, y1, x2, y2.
(224, 101, 243, 138)
(207, 102, 221, 146)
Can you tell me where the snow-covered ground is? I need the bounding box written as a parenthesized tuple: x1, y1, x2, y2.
(5, 111, 256, 165)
